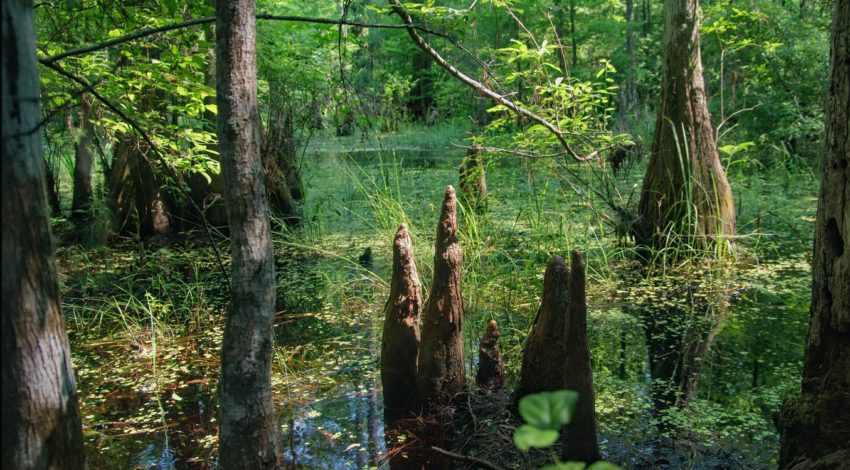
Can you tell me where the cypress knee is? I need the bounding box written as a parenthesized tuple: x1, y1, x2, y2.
(459, 145, 487, 214)
(561, 250, 600, 462)
(517, 255, 569, 399)
(476, 320, 505, 390)
(380, 224, 422, 414)
(416, 186, 466, 410)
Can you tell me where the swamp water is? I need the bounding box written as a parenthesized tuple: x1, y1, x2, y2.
(62, 142, 816, 468)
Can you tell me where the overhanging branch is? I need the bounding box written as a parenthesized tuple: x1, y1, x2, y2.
(388, 0, 589, 162)
(39, 14, 443, 65)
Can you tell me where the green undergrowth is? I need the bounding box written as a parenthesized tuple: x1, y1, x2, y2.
(56, 127, 817, 468)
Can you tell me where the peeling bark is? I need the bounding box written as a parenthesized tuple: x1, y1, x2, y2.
(416, 186, 466, 410)
(381, 224, 422, 414)
(476, 320, 504, 390)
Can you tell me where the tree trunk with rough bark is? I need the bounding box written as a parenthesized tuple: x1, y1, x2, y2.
(2, 0, 87, 467)
(561, 250, 600, 463)
(215, 0, 280, 467)
(410, 49, 434, 121)
(70, 97, 95, 224)
(459, 145, 487, 215)
(476, 320, 504, 390)
(381, 223, 422, 415)
(416, 186, 466, 410)
(517, 255, 570, 399)
(633, 0, 735, 255)
(107, 132, 172, 237)
(778, 1, 850, 467)
(618, 0, 636, 133)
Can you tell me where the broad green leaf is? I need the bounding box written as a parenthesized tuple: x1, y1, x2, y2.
(588, 462, 621, 470)
(518, 390, 578, 430)
(513, 424, 558, 451)
(540, 463, 586, 470)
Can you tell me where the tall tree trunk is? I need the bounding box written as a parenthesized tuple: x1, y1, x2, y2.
(631, 0, 735, 412)
(108, 134, 136, 233)
(215, 0, 280, 467)
(107, 134, 171, 237)
(618, 0, 636, 133)
(633, 0, 735, 253)
(1, 0, 87, 467)
(70, 97, 95, 224)
(44, 157, 62, 216)
(410, 49, 434, 122)
(569, 0, 577, 67)
(778, 1, 850, 467)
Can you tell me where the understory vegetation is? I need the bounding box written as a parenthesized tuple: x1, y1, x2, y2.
(23, 0, 838, 468)
(55, 126, 815, 468)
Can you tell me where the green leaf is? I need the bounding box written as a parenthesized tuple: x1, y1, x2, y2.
(513, 424, 558, 451)
(587, 462, 621, 470)
(518, 390, 578, 430)
(204, 104, 218, 115)
(540, 463, 586, 470)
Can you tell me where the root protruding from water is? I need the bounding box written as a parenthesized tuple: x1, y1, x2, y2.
(476, 320, 505, 391)
(416, 186, 466, 411)
(380, 224, 422, 414)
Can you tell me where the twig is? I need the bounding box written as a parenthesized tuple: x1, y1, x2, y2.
(39, 14, 455, 65)
(430, 446, 506, 470)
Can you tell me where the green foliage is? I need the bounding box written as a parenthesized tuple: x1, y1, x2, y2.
(514, 390, 579, 451)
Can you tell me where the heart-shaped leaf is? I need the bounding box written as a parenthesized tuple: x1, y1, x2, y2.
(513, 424, 559, 451)
(518, 390, 579, 430)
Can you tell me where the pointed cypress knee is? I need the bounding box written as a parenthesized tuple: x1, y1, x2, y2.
(561, 249, 600, 462)
(476, 320, 505, 390)
(516, 255, 570, 399)
(416, 186, 466, 410)
(380, 224, 422, 414)
(459, 145, 487, 214)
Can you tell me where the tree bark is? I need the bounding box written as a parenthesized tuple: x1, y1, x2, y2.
(215, 0, 280, 467)
(476, 320, 504, 390)
(517, 255, 570, 399)
(381, 223, 422, 415)
(778, 1, 850, 467)
(70, 97, 95, 224)
(459, 145, 487, 215)
(618, 0, 636, 133)
(416, 186, 466, 410)
(410, 49, 434, 122)
(633, 0, 735, 254)
(561, 250, 600, 463)
(1, 0, 87, 467)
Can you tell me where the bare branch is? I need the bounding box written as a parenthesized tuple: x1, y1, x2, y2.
(389, 0, 592, 162)
(39, 14, 441, 65)
(429, 446, 505, 470)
